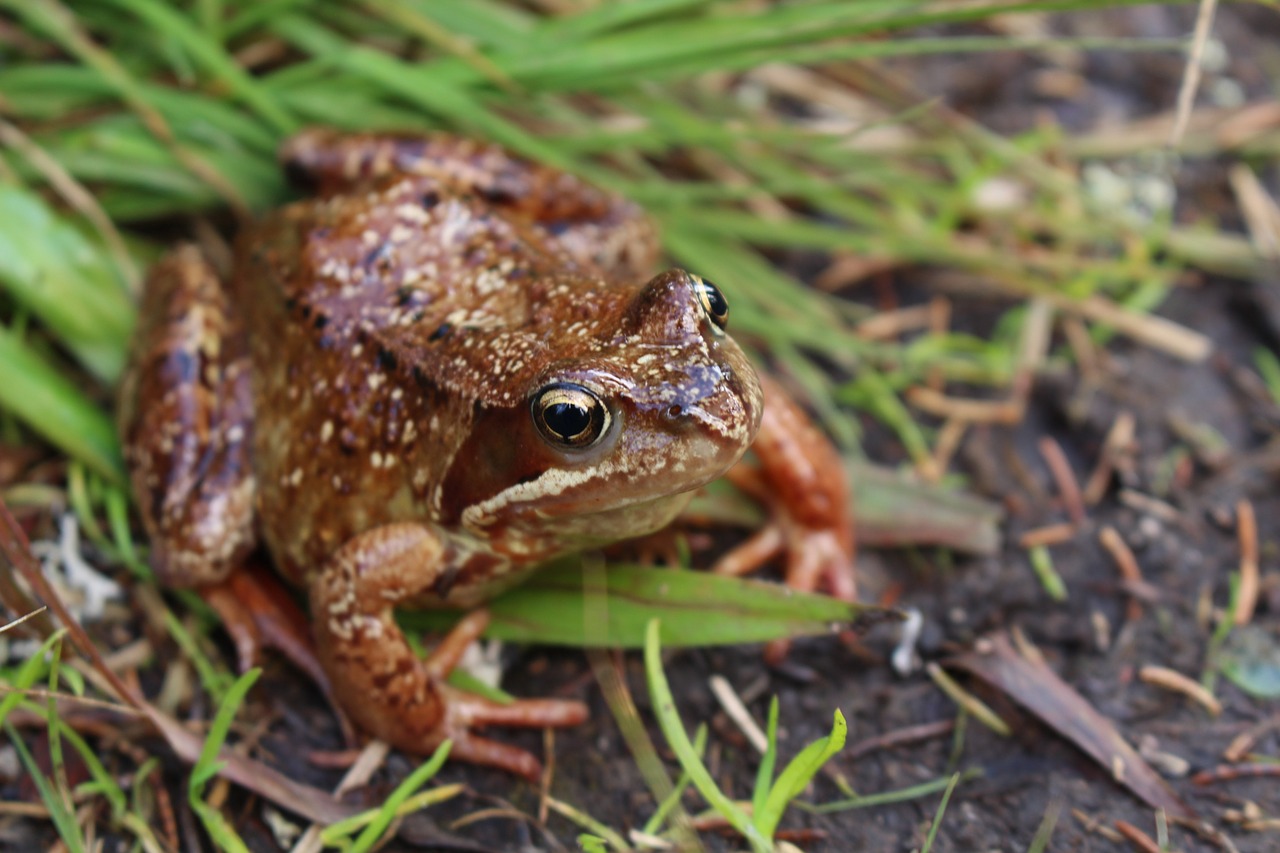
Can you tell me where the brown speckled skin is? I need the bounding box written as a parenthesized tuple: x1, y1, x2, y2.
(121, 130, 855, 777)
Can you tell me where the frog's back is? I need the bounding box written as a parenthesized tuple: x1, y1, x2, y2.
(236, 176, 638, 578)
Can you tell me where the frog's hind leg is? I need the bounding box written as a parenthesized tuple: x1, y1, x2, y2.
(279, 128, 660, 281)
(119, 248, 333, 703)
(119, 246, 257, 589)
(311, 524, 588, 779)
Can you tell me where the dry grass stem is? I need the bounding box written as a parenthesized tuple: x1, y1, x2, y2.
(1069, 100, 1280, 158)
(1099, 526, 1144, 622)
(845, 719, 955, 760)
(1018, 523, 1077, 549)
(1072, 808, 1126, 842)
(1138, 665, 1222, 716)
(1233, 498, 1259, 626)
(1167, 0, 1220, 149)
(929, 418, 967, 480)
(1062, 316, 1102, 381)
(0, 802, 52, 819)
(1038, 437, 1085, 526)
(0, 119, 139, 291)
(926, 662, 1011, 737)
(1113, 818, 1165, 853)
(813, 253, 900, 290)
(1223, 714, 1280, 763)
(1013, 298, 1053, 400)
(906, 387, 1023, 424)
(1118, 490, 1184, 525)
(855, 304, 934, 340)
(927, 296, 951, 392)
(1228, 165, 1280, 259)
(1083, 412, 1136, 505)
(708, 674, 768, 755)
(0, 604, 47, 634)
(1054, 294, 1211, 363)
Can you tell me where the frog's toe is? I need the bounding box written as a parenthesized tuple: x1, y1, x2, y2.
(443, 684, 589, 730)
(435, 683, 588, 780)
(783, 527, 857, 602)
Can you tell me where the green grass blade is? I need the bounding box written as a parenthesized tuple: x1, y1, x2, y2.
(0, 630, 65, 727)
(751, 696, 780, 819)
(99, 0, 295, 134)
(0, 327, 124, 483)
(0, 186, 134, 383)
(190, 667, 260, 794)
(644, 619, 768, 853)
(350, 741, 452, 852)
(8, 721, 86, 853)
(754, 709, 846, 838)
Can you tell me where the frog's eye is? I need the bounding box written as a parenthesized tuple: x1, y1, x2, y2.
(532, 383, 611, 449)
(691, 275, 729, 333)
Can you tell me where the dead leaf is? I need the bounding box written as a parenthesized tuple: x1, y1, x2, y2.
(946, 632, 1193, 819)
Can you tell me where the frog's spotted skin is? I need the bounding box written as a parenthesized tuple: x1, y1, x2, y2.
(120, 130, 852, 779)
(242, 168, 762, 604)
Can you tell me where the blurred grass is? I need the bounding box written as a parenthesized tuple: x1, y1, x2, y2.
(0, 0, 1268, 847)
(0, 0, 1250, 472)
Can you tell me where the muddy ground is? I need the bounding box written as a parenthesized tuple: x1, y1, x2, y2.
(6, 4, 1280, 852)
(438, 7, 1280, 851)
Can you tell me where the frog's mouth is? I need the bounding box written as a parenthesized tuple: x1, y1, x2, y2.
(532, 487, 701, 547)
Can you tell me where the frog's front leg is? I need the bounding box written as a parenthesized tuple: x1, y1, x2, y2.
(714, 373, 856, 603)
(312, 523, 588, 779)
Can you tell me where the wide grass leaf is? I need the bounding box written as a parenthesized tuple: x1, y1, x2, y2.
(0, 187, 134, 383)
(400, 561, 890, 648)
(0, 327, 125, 483)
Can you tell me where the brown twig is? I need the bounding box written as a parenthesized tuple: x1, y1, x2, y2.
(1223, 714, 1280, 763)
(1083, 412, 1135, 505)
(1193, 762, 1280, 785)
(1019, 523, 1077, 549)
(846, 719, 956, 760)
(1039, 437, 1085, 526)
(1233, 499, 1259, 626)
(929, 418, 967, 482)
(1099, 526, 1145, 622)
(1139, 665, 1222, 716)
(1168, 0, 1221, 149)
(1114, 819, 1163, 853)
(906, 387, 1023, 424)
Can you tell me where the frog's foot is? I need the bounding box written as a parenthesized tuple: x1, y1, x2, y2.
(313, 525, 588, 779)
(424, 612, 588, 780)
(716, 448, 855, 601)
(714, 373, 857, 660)
(712, 466, 857, 601)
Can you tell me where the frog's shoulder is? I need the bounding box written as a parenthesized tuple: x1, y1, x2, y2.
(257, 177, 633, 406)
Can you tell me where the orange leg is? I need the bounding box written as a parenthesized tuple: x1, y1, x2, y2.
(714, 373, 857, 656)
(311, 523, 587, 780)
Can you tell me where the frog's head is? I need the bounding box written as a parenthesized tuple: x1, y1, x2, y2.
(445, 269, 763, 550)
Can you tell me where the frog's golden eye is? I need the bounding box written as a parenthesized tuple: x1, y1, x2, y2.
(532, 383, 611, 449)
(692, 275, 729, 333)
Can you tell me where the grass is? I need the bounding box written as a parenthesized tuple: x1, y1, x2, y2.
(0, 0, 1266, 849)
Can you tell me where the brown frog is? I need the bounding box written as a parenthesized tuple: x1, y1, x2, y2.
(119, 130, 854, 779)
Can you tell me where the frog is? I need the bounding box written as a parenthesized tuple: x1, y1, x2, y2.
(118, 129, 855, 779)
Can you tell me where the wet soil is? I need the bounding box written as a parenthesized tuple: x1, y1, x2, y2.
(463, 7, 1280, 851)
(5, 5, 1280, 853)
